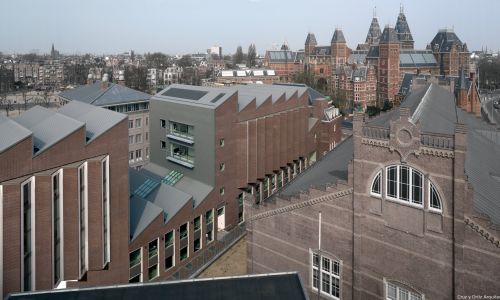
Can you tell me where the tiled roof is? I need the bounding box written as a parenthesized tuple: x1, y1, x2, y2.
(380, 27, 399, 44)
(331, 29, 346, 43)
(305, 32, 317, 45)
(395, 12, 414, 42)
(365, 17, 382, 44)
(430, 29, 466, 53)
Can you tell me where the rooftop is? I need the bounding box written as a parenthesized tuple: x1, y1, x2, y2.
(59, 81, 151, 106)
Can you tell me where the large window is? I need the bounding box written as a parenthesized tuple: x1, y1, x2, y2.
(429, 183, 442, 212)
(102, 157, 110, 267)
(52, 170, 63, 286)
(148, 239, 158, 280)
(206, 210, 214, 243)
(165, 231, 174, 270)
(311, 251, 340, 299)
(21, 178, 35, 291)
(78, 163, 88, 278)
(168, 142, 195, 165)
(129, 248, 142, 283)
(169, 121, 194, 141)
(385, 165, 423, 206)
(386, 282, 422, 300)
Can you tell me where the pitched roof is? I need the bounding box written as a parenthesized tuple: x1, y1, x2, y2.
(395, 11, 414, 43)
(14, 106, 85, 155)
(399, 50, 438, 68)
(305, 32, 317, 45)
(314, 46, 331, 56)
(331, 29, 346, 43)
(58, 100, 127, 142)
(430, 29, 466, 53)
(0, 114, 32, 153)
(365, 17, 382, 44)
(266, 50, 303, 63)
(59, 81, 151, 106)
(6, 272, 308, 300)
(380, 27, 399, 44)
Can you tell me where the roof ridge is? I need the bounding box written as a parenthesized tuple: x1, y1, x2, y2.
(91, 82, 114, 104)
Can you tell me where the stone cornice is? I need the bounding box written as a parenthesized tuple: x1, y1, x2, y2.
(420, 147, 455, 158)
(465, 217, 500, 248)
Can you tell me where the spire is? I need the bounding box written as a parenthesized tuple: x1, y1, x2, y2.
(305, 32, 317, 45)
(373, 6, 376, 18)
(400, 3, 404, 14)
(395, 5, 414, 48)
(365, 13, 382, 44)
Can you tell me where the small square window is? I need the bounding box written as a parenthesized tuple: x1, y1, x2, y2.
(219, 138, 225, 147)
(161, 141, 166, 149)
(219, 162, 225, 172)
(220, 187, 225, 196)
(161, 119, 166, 128)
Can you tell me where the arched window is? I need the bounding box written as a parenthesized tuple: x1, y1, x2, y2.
(385, 165, 423, 206)
(371, 171, 381, 196)
(429, 182, 442, 212)
(386, 281, 422, 300)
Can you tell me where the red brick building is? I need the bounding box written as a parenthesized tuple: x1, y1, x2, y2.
(263, 48, 304, 82)
(0, 101, 129, 297)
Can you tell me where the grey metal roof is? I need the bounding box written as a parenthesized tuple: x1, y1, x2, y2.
(331, 29, 346, 43)
(7, 272, 308, 300)
(59, 81, 151, 106)
(279, 136, 353, 197)
(129, 195, 163, 241)
(314, 46, 331, 56)
(348, 51, 368, 65)
(365, 17, 382, 44)
(266, 50, 302, 63)
(430, 29, 465, 53)
(395, 12, 414, 43)
(272, 83, 325, 105)
(0, 114, 32, 153)
(380, 27, 399, 44)
(305, 32, 317, 45)
(14, 106, 85, 155)
(399, 50, 438, 68)
(366, 45, 380, 58)
(58, 100, 127, 142)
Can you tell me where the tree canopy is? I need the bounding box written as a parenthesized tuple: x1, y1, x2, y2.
(233, 46, 244, 65)
(247, 44, 256, 68)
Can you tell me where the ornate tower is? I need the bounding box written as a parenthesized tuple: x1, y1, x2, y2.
(365, 8, 382, 45)
(304, 32, 317, 58)
(395, 5, 414, 49)
(378, 26, 400, 103)
(331, 28, 348, 69)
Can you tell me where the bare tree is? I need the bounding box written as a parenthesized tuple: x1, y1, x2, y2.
(0, 93, 15, 116)
(247, 44, 257, 68)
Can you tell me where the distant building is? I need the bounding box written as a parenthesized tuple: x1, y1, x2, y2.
(429, 29, 470, 77)
(163, 66, 183, 86)
(0, 66, 14, 93)
(0, 101, 129, 297)
(215, 69, 280, 85)
(59, 75, 151, 169)
(207, 45, 222, 59)
(263, 47, 304, 82)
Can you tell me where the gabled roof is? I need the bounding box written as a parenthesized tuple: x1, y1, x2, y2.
(314, 46, 331, 56)
(0, 114, 32, 153)
(59, 81, 151, 106)
(305, 32, 317, 45)
(331, 29, 346, 43)
(58, 100, 126, 142)
(430, 29, 466, 53)
(7, 272, 308, 300)
(395, 11, 414, 43)
(365, 17, 382, 44)
(380, 27, 399, 44)
(15, 106, 85, 155)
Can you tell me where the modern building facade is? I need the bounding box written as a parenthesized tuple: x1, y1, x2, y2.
(59, 78, 151, 168)
(126, 83, 343, 283)
(0, 101, 129, 297)
(216, 69, 280, 85)
(246, 83, 500, 299)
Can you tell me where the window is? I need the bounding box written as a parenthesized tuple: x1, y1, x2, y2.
(220, 187, 225, 196)
(135, 119, 141, 128)
(146, 117, 149, 126)
(180, 246, 188, 261)
(161, 119, 166, 128)
(21, 178, 35, 291)
(429, 182, 442, 212)
(169, 121, 194, 140)
(129, 151, 134, 161)
(78, 163, 88, 278)
(219, 138, 225, 147)
(238, 193, 244, 223)
(165, 231, 174, 270)
(52, 170, 63, 286)
(129, 135, 133, 145)
(180, 223, 188, 240)
(386, 282, 422, 300)
(129, 248, 142, 283)
(102, 157, 110, 267)
(371, 171, 381, 196)
(219, 162, 225, 172)
(148, 239, 158, 280)
(135, 134, 142, 143)
(128, 120, 133, 129)
(136, 149, 142, 160)
(161, 141, 166, 149)
(206, 209, 214, 243)
(194, 216, 201, 232)
(168, 142, 194, 164)
(311, 251, 340, 299)
(385, 165, 423, 206)
(194, 238, 201, 253)
(146, 132, 149, 141)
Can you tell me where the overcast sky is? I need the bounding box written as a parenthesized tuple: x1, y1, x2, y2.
(1, 0, 499, 55)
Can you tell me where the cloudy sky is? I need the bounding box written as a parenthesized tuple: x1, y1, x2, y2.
(1, 0, 499, 55)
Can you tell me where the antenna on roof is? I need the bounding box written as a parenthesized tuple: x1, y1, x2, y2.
(373, 6, 377, 18)
(400, 3, 404, 14)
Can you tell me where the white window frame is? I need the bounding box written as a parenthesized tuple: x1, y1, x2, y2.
(385, 165, 423, 208)
(179, 222, 189, 261)
(428, 182, 443, 213)
(385, 281, 424, 300)
(310, 249, 341, 299)
(148, 238, 159, 281)
(129, 248, 143, 282)
(370, 170, 382, 197)
(102, 157, 111, 267)
(52, 169, 64, 287)
(78, 162, 89, 279)
(165, 230, 175, 271)
(21, 177, 36, 291)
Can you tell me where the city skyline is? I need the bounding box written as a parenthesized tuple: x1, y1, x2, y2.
(1, 0, 500, 55)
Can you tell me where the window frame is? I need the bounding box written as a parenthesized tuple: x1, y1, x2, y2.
(310, 249, 341, 299)
(21, 177, 36, 292)
(102, 157, 111, 267)
(428, 182, 443, 213)
(385, 165, 423, 208)
(129, 248, 142, 283)
(370, 170, 382, 197)
(164, 230, 175, 271)
(52, 169, 64, 287)
(78, 162, 89, 279)
(385, 281, 423, 300)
